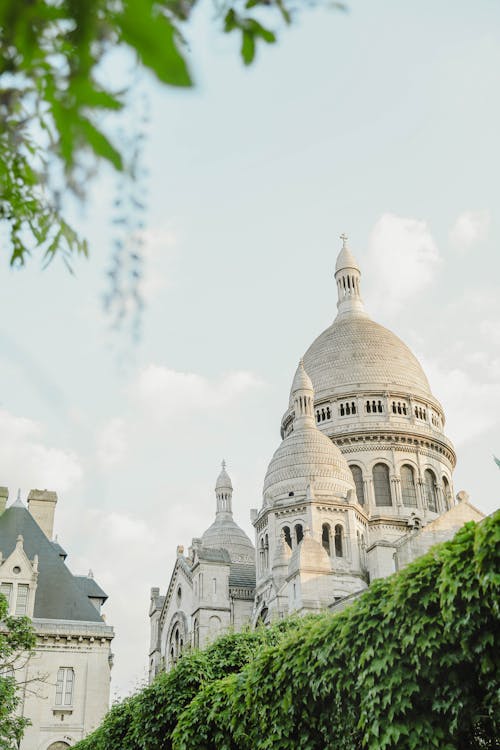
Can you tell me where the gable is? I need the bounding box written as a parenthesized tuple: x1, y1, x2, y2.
(0, 506, 104, 622)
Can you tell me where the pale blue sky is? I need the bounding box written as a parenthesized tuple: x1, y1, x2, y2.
(1, 0, 499, 695)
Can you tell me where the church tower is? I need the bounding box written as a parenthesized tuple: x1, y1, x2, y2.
(252, 360, 368, 622)
(280, 235, 456, 578)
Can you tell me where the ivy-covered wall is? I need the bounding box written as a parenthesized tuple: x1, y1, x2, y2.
(76, 513, 499, 750)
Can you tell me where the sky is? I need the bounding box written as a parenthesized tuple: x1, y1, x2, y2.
(0, 0, 499, 697)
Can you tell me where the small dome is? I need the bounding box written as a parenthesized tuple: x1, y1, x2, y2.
(215, 460, 233, 491)
(201, 518, 254, 564)
(263, 427, 353, 501)
(288, 532, 331, 575)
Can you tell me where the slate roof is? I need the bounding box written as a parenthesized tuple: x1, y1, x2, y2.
(229, 563, 256, 588)
(74, 575, 108, 602)
(196, 547, 231, 564)
(0, 504, 105, 623)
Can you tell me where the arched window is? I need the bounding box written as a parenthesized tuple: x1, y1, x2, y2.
(350, 465, 365, 506)
(373, 463, 392, 506)
(424, 469, 437, 512)
(322, 523, 331, 555)
(295, 524, 303, 544)
(193, 617, 199, 649)
(334, 525, 343, 557)
(340, 404, 345, 416)
(283, 526, 292, 549)
(400, 464, 417, 507)
(264, 534, 269, 568)
(326, 406, 331, 419)
(259, 538, 266, 573)
(442, 476, 452, 509)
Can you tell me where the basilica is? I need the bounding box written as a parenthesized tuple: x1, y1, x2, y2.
(148, 237, 483, 679)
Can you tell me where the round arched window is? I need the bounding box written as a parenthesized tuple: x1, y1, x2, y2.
(176, 586, 182, 606)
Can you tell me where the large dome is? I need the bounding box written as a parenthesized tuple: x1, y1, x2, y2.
(298, 315, 433, 404)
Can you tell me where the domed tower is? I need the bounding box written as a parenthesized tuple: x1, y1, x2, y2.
(252, 361, 369, 621)
(201, 461, 255, 564)
(280, 235, 456, 575)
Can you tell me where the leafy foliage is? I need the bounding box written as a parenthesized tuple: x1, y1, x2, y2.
(0, 0, 338, 270)
(74, 617, 309, 750)
(79, 513, 500, 750)
(0, 593, 36, 750)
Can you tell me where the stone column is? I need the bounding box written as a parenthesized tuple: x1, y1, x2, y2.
(391, 475, 402, 507)
(365, 477, 375, 515)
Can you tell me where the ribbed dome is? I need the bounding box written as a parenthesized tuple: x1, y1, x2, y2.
(201, 518, 254, 564)
(263, 425, 353, 500)
(294, 315, 433, 405)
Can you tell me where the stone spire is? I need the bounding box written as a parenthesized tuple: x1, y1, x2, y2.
(215, 460, 233, 516)
(334, 233, 366, 318)
(291, 360, 315, 429)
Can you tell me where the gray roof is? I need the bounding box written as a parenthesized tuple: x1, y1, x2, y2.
(0, 505, 105, 623)
(196, 547, 231, 564)
(51, 540, 67, 560)
(229, 563, 256, 588)
(74, 575, 108, 602)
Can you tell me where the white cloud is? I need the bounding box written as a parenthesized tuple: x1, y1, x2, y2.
(129, 365, 265, 420)
(423, 359, 500, 446)
(0, 408, 83, 494)
(449, 210, 490, 250)
(366, 213, 441, 314)
(96, 418, 128, 467)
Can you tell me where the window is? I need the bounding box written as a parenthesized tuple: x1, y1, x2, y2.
(443, 476, 452, 509)
(283, 526, 292, 549)
(366, 400, 383, 414)
(334, 525, 343, 557)
(55, 667, 74, 706)
(424, 469, 437, 512)
(340, 401, 357, 417)
(15, 584, 29, 616)
(295, 524, 303, 544)
(373, 464, 392, 506)
(400, 465, 417, 507)
(0, 582, 12, 609)
(392, 400, 407, 415)
(322, 524, 331, 555)
(199, 574, 204, 599)
(350, 466, 365, 505)
(193, 618, 199, 649)
(212, 578, 217, 595)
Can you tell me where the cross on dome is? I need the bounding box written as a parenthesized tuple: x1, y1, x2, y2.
(340, 232, 348, 248)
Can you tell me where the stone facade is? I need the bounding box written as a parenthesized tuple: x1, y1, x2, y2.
(149, 465, 255, 681)
(0, 489, 113, 750)
(150, 237, 484, 676)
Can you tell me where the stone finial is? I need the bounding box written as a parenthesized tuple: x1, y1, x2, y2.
(340, 232, 348, 249)
(88, 569, 94, 579)
(150, 587, 160, 600)
(16, 534, 24, 549)
(456, 490, 469, 504)
(176, 545, 185, 556)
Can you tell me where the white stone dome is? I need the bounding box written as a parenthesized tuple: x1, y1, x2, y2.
(201, 517, 254, 564)
(263, 426, 353, 501)
(293, 315, 434, 405)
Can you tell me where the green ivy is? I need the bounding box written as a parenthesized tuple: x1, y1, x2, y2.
(75, 513, 499, 750)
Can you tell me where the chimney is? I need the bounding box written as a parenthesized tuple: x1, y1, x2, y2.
(27, 489, 58, 539)
(0, 487, 8, 515)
